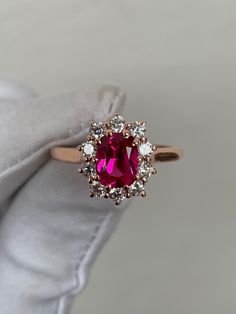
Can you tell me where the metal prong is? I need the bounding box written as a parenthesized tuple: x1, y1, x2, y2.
(91, 157, 98, 163)
(152, 144, 158, 151)
(152, 168, 157, 174)
(141, 191, 146, 197)
(142, 177, 147, 183)
(115, 199, 121, 206)
(132, 140, 139, 146)
(138, 156, 144, 163)
(126, 193, 131, 198)
(141, 137, 147, 143)
(123, 131, 130, 138)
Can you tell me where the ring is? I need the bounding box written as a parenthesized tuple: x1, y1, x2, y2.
(51, 114, 183, 205)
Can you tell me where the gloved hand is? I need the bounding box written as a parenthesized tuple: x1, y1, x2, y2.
(0, 80, 127, 314)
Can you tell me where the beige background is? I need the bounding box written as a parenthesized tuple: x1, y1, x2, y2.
(0, 1, 235, 313)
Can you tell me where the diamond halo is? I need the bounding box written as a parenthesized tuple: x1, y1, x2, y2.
(78, 114, 157, 205)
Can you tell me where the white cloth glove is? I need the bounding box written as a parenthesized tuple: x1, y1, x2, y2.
(0, 81, 127, 314)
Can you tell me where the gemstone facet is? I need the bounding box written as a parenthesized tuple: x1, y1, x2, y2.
(83, 142, 95, 156)
(130, 180, 145, 196)
(96, 133, 138, 188)
(89, 122, 105, 139)
(138, 162, 156, 177)
(81, 163, 96, 176)
(110, 115, 125, 133)
(89, 181, 106, 197)
(139, 142, 152, 156)
(129, 121, 146, 137)
(109, 187, 126, 202)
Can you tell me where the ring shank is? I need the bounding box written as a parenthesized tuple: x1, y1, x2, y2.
(51, 145, 183, 164)
(152, 145, 183, 162)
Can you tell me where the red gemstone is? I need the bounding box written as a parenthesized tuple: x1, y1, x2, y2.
(96, 133, 138, 188)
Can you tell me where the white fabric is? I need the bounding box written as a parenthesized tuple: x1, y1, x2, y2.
(0, 82, 127, 314)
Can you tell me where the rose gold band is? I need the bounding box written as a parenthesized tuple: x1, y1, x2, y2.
(51, 145, 183, 164)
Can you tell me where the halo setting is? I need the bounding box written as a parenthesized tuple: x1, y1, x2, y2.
(78, 114, 157, 205)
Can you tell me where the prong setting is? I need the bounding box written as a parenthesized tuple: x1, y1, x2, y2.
(128, 121, 146, 138)
(89, 121, 105, 140)
(81, 141, 95, 157)
(78, 114, 157, 205)
(110, 114, 125, 133)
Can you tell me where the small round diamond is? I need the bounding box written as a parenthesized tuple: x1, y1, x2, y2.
(110, 115, 125, 133)
(139, 142, 152, 156)
(83, 142, 95, 156)
(109, 188, 126, 202)
(130, 181, 145, 196)
(81, 163, 96, 176)
(90, 181, 106, 197)
(130, 122, 146, 137)
(138, 162, 155, 177)
(89, 122, 105, 139)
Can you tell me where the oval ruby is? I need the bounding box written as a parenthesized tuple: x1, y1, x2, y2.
(96, 133, 138, 188)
